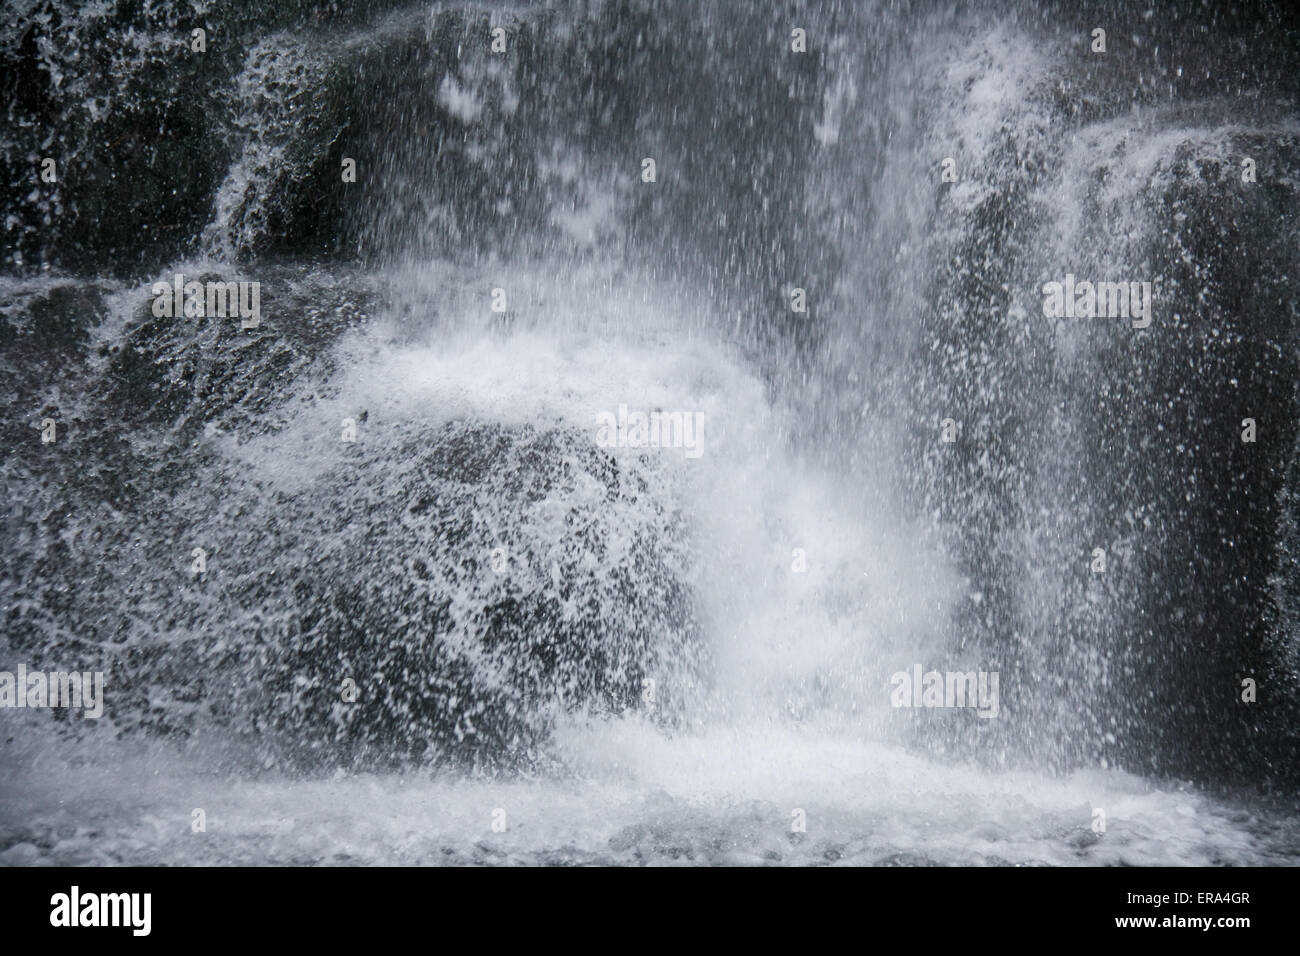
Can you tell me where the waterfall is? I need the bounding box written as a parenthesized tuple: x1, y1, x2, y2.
(1, 0, 1298, 865)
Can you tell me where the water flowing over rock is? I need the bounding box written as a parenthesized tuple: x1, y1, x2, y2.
(3, 0, 1300, 865)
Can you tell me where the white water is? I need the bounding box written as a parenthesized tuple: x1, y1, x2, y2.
(4, 713, 1289, 866)
(4, 2, 1299, 867)
(2, 266, 1294, 867)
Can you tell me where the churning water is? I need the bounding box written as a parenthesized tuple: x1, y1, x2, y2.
(2, 0, 1299, 866)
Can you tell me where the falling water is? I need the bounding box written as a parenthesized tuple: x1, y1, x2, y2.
(2, 0, 1299, 865)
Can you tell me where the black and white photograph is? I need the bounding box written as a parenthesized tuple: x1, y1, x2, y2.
(0, 0, 1297, 932)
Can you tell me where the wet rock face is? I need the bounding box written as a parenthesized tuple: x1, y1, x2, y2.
(105, 268, 378, 440)
(0, 284, 105, 488)
(910, 93, 1300, 780)
(2, 0, 824, 323)
(1061, 132, 1300, 780)
(0, 0, 414, 274)
(2, 276, 706, 772)
(181, 418, 705, 772)
(0, 282, 116, 616)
